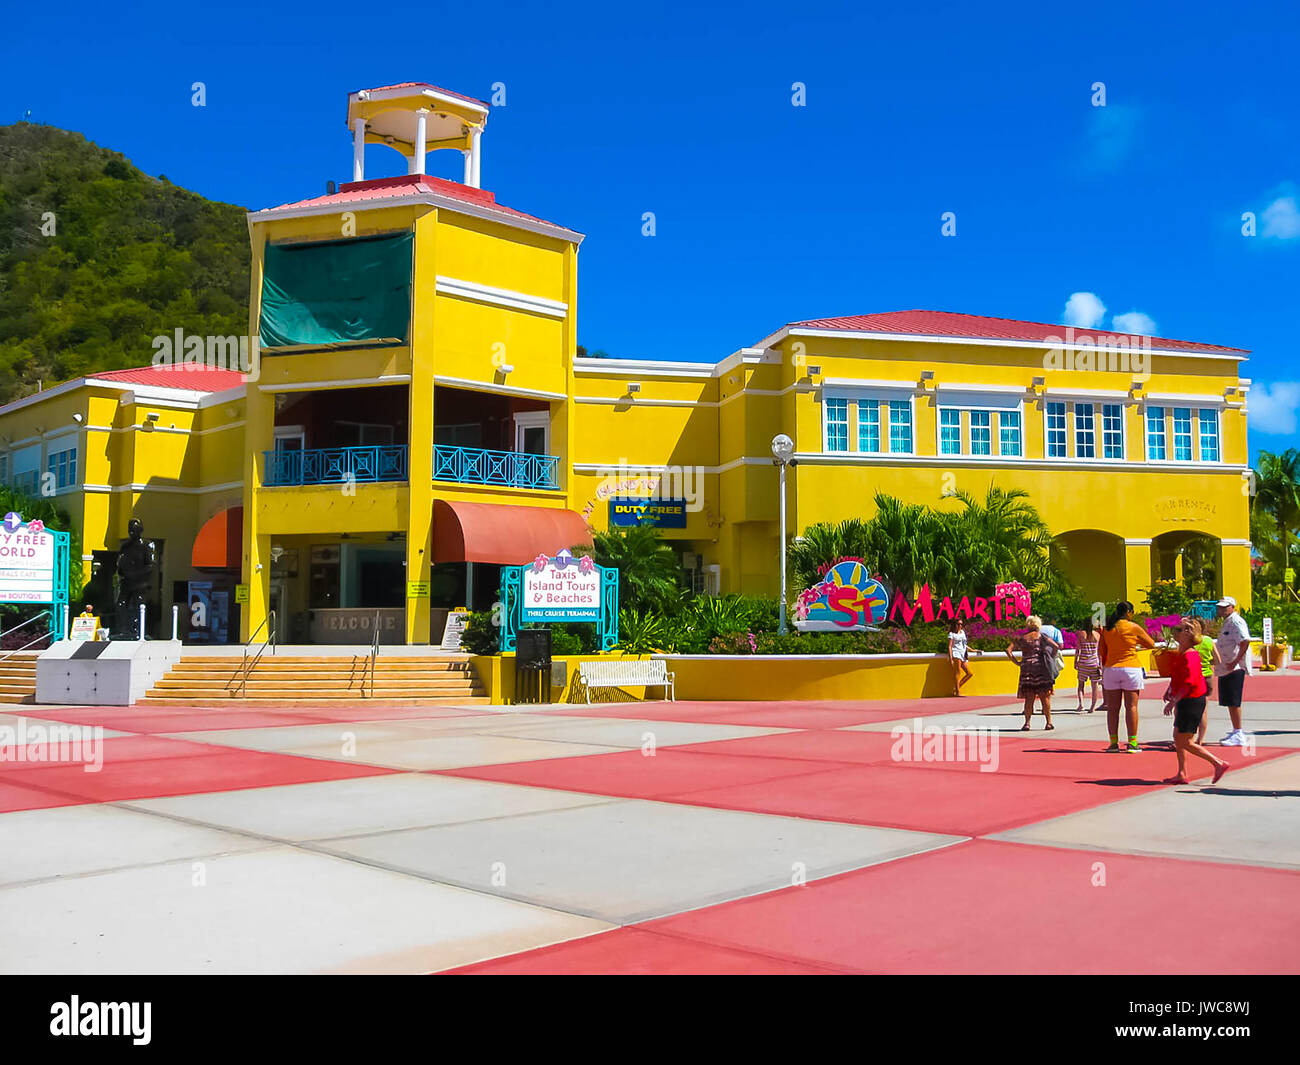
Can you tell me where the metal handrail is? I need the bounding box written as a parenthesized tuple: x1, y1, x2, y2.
(0, 610, 55, 661)
(366, 609, 380, 698)
(230, 610, 276, 697)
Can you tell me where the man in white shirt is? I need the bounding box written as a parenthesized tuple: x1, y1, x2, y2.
(1213, 595, 1252, 746)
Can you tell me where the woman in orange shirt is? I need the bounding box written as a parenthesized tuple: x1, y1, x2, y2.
(1099, 601, 1156, 753)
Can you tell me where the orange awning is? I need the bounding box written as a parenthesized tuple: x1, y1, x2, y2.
(192, 506, 243, 569)
(433, 499, 591, 564)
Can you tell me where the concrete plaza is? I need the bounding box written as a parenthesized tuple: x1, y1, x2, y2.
(1, 672, 1298, 974)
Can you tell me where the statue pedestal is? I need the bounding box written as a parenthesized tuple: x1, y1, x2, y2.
(36, 640, 182, 706)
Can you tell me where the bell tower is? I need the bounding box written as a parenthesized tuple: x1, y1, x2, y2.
(346, 82, 490, 188)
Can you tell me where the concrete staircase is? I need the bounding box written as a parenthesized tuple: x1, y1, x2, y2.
(0, 652, 39, 704)
(140, 654, 489, 706)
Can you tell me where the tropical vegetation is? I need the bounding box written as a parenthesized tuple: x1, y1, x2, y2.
(1251, 447, 1300, 604)
(0, 123, 250, 403)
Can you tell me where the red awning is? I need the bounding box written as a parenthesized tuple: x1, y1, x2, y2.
(433, 500, 591, 564)
(192, 506, 243, 569)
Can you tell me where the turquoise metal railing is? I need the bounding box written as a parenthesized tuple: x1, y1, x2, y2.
(432, 444, 559, 490)
(263, 445, 408, 486)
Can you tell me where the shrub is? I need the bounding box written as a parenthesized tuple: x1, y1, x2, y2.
(1142, 579, 1191, 616)
(459, 611, 499, 656)
(708, 631, 757, 654)
(618, 609, 669, 653)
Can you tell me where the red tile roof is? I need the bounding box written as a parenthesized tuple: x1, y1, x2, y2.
(260, 174, 574, 234)
(90, 366, 246, 392)
(786, 310, 1247, 355)
(357, 82, 489, 110)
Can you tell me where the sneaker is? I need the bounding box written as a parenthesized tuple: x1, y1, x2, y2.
(1125, 743, 1141, 753)
(1220, 730, 1244, 747)
(1103, 743, 1120, 752)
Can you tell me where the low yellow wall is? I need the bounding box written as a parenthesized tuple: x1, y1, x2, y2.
(470, 651, 1084, 705)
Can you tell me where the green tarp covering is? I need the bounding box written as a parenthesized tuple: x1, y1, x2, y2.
(259, 231, 413, 349)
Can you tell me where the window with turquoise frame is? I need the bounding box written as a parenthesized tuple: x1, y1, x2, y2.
(998, 410, 1022, 456)
(825, 397, 848, 451)
(939, 408, 961, 454)
(1172, 407, 1193, 461)
(1074, 402, 1096, 458)
(1046, 401, 1067, 457)
(47, 446, 78, 490)
(888, 400, 913, 453)
(1146, 406, 1166, 460)
(857, 400, 881, 452)
(1101, 403, 1124, 459)
(1198, 408, 1220, 462)
(969, 410, 991, 455)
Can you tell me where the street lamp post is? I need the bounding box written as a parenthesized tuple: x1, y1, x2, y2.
(771, 433, 796, 634)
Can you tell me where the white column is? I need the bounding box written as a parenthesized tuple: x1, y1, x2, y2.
(462, 149, 472, 185)
(411, 109, 428, 175)
(352, 117, 367, 182)
(469, 127, 481, 188)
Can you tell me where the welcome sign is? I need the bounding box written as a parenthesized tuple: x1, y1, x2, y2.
(794, 560, 890, 631)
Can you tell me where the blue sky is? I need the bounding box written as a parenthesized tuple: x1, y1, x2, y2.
(4, 0, 1297, 455)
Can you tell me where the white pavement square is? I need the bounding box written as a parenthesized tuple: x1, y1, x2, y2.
(315, 798, 965, 924)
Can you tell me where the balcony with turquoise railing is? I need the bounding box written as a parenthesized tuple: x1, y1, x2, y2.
(262, 445, 408, 487)
(432, 444, 560, 490)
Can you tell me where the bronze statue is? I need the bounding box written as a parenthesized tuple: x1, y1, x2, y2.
(114, 518, 157, 639)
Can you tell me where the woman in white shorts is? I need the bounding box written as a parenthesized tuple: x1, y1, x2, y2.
(1099, 601, 1156, 752)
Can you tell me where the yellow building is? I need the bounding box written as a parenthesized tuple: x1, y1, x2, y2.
(0, 83, 1254, 644)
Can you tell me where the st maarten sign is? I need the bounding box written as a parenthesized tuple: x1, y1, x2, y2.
(794, 558, 1032, 632)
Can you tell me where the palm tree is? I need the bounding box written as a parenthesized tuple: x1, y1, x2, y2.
(1253, 448, 1300, 601)
(575, 525, 681, 614)
(948, 484, 1058, 591)
(785, 518, 873, 590)
(862, 494, 938, 598)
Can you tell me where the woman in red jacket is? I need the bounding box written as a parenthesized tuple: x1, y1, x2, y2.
(1162, 621, 1231, 785)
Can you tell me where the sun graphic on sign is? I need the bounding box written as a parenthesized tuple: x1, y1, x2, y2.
(800, 560, 890, 627)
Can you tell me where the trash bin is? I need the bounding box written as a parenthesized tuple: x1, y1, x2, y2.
(515, 629, 553, 705)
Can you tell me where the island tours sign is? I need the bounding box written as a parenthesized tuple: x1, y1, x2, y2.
(794, 558, 1031, 632)
(0, 513, 70, 639)
(499, 548, 620, 652)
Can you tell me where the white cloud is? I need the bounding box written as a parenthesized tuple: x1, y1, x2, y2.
(1249, 382, 1300, 436)
(1064, 292, 1106, 328)
(1111, 310, 1157, 336)
(1261, 196, 1300, 239)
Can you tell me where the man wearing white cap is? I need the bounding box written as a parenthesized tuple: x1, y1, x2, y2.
(1214, 595, 1252, 746)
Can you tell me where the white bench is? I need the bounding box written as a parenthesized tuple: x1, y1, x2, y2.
(577, 659, 675, 703)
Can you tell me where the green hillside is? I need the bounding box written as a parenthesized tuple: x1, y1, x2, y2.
(0, 123, 249, 403)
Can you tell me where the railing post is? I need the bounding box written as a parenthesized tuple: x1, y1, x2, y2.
(138, 602, 146, 641)
(172, 604, 179, 640)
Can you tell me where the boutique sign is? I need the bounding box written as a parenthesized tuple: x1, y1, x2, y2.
(795, 559, 1032, 632)
(0, 512, 70, 639)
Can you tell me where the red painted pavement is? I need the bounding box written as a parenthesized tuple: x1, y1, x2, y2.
(448, 927, 846, 975)
(454, 840, 1300, 974)
(668, 729, 1283, 780)
(0, 747, 393, 807)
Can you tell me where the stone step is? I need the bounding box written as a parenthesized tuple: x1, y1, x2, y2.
(136, 695, 493, 707)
